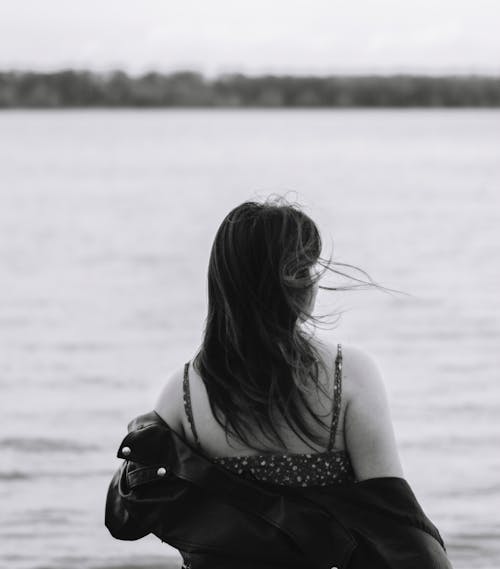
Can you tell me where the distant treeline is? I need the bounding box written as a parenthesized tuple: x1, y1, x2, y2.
(1, 70, 500, 107)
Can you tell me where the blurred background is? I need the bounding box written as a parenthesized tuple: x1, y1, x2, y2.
(1, 2, 499, 569)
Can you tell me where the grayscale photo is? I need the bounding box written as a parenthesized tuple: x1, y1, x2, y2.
(1, 2, 499, 569)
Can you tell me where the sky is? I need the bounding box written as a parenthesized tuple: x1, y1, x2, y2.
(1, 0, 499, 76)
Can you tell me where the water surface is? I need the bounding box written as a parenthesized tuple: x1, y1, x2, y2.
(1, 109, 499, 569)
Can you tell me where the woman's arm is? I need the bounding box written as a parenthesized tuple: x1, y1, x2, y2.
(343, 345, 405, 481)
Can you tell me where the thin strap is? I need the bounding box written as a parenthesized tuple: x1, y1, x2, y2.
(327, 343, 343, 451)
(182, 361, 202, 450)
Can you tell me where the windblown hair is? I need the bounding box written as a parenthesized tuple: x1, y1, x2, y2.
(192, 196, 382, 452)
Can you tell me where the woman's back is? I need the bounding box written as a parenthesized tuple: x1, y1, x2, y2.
(184, 339, 355, 486)
(156, 337, 404, 484)
(182, 337, 347, 456)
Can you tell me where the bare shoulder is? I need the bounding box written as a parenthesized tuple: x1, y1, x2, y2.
(312, 338, 385, 401)
(153, 364, 186, 432)
(341, 344, 404, 480)
(324, 340, 392, 420)
(341, 344, 387, 400)
(312, 338, 403, 480)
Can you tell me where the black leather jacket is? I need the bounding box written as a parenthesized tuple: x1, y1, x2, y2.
(105, 411, 453, 569)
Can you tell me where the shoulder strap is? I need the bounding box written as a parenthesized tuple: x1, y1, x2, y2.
(182, 361, 202, 450)
(327, 343, 343, 451)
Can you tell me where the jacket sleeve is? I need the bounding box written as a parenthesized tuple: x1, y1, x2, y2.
(105, 459, 154, 541)
(104, 412, 180, 542)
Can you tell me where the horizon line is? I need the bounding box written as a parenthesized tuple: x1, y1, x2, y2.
(2, 68, 500, 79)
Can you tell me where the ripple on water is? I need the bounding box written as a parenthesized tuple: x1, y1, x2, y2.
(0, 437, 99, 453)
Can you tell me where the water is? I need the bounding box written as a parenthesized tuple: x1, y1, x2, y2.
(1, 109, 499, 569)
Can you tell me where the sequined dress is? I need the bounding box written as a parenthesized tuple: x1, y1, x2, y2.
(182, 344, 356, 488)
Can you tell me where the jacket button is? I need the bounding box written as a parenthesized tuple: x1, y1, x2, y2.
(121, 446, 131, 457)
(157, 467, 167, 477)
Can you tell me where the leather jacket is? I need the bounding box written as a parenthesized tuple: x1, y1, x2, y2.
(105, 411, 453, 569)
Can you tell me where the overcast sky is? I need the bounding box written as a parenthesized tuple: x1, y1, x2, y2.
(1, 0, 498, 75)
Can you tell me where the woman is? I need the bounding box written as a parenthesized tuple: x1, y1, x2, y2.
(106, 197, 452, 568)
(155, 198, 403, 481)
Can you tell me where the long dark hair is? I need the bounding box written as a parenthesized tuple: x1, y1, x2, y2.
(192, 195, 383, 452)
